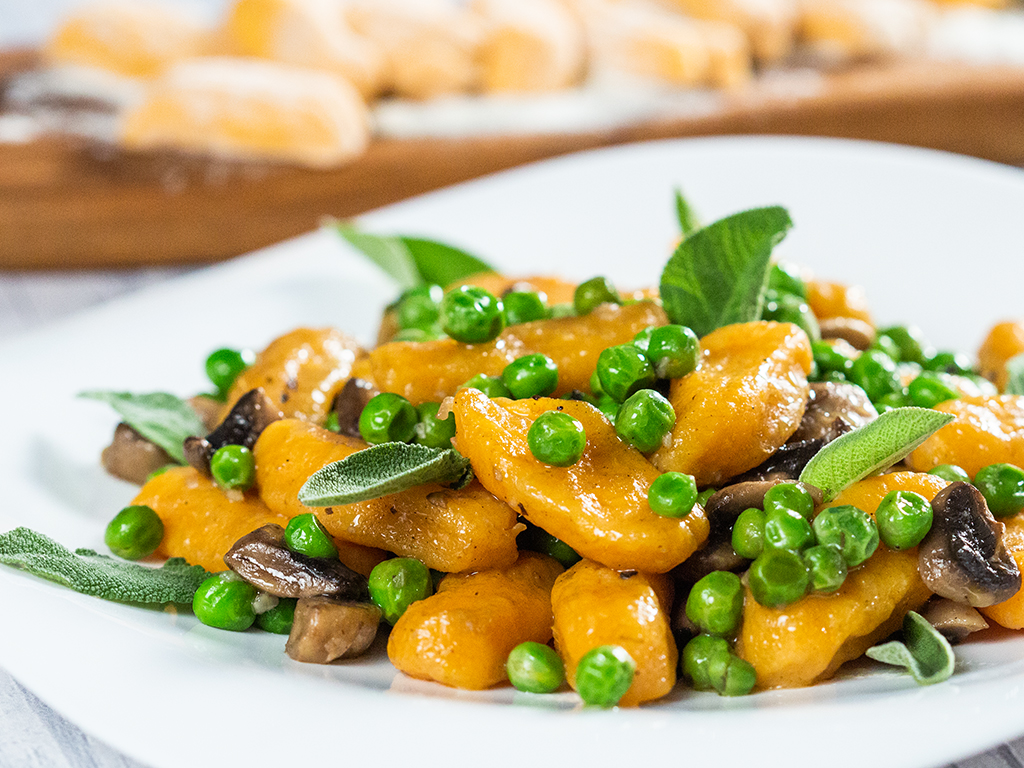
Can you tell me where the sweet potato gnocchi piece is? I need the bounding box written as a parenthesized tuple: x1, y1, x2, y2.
(452, 389, 709, 572)
(652, 321, 813, 487)
(447, 273, 577, 306)
(133, 466, 289, 572)
(366, 301, 667, 405)
(388, 552, 563, 689)
(221, 327, 365, 424)
(981, 512, 1024, 630)
(806, 279, 873, 326)
(253, 419, 522, 572)
(977, 321, 1024, 392)
(905, 396, 1024, 478)
(551, 560, 676, 707)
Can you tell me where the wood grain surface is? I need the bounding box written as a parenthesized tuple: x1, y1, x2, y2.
(4, 48, 1024, 270)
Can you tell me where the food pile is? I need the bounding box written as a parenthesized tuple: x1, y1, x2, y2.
(12, 0, 1021, 166)
(5, 198, 1024, 707)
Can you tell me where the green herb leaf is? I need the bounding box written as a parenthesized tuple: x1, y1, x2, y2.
(799, 407, 955, 501)
(865, 611, 955, 685)
(336, 224, 495, 290)
(1005, 352, 1024, 396)
(659, 206, 793, 338)
(79, 391, 206, 464)
(674, 188, 701, 237)
(299, 443, 473, 506)
(0, 527, 209, 604)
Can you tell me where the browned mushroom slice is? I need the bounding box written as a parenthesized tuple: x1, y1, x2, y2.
(330, 378, 379, 439)
(224, 524, 369, 601)
(790, 381, 878, 444)
(705, 480, 823, 538)
(819, 317, 875, 350)
(920, 597, 989, 645)
(286, 597, 382, 664)
(672, 540, 749, 585)
(919, 482, 1021, 608)
(727, 438, 830, 484)
(183, 388, 282, 475)
(101, 423, 174, 485)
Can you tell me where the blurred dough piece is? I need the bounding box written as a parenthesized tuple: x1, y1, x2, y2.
(472, 0, 586, 92)
(800, 0, 934, 60)
(119, 57, 370, 167)
(656, 0, 799, 63)
(346, 0, 483, 99)
(586, 1, 752, 88)
(45, 1, 212, 77)
(224, 0, 385, 98)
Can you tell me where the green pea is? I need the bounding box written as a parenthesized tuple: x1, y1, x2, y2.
(368, 557, 433, 624)
(870, 334, 903, 364)
(192, 572, 257, 631)
(731, 508, 765, 559)
(359, 392, 418, 444)
(646, 325, 700, 379)
(589, 369, 606, 398)
(460, 374, 513, 399)
(686, 571, 744, 636)
(205, 347, 252, 393)
(502, 354, 559, 399)
(503, 291, 549, 326)
(875, 490, 933, 549)
(974, 463, 1024, 518)
(415, 402, 456, 449)
(907, 372, 960, 409)
(811, 341, 854, 378)
(647, 472, 697, 518)
(615, 389, 675, 453)
(519, 523, 581, 569)
(528, 411, 586, 467)
(768, 262, 807, 299)
(812, 505, 879, 567)
(574, 645, 636, 707)
(718, 656, 757, 696)
(875, 391, 909, 412)
(105, 504, 164, 560)
(681, 634, 731, 691)
(803, 544, 847, 594)
(440, 285, 505, 343)
(596, 396, 619, 424)
(763, 482, 815, 520)
(762, 290, 820, 343)
(255, 598, 296, 634)
(926, 350, 974, 375)
(763, 507, 815, 553)
(928, 464, 970, 483)
(573, 277, 621, 316)
(877, 325, 931, 366)
(748, 549, 809, 608)
(822, 369, 849, 384)
(397, 284, 443, 330)
(632, 326, 656, 353)
(210, 445, 256, 491)
(849, 349, 901, 403)
(323, 411, 341, 432)
(284, 513, 338, 559)
(596, 344, 656, 402)
(392, 327, 445, 343)
(506, 641, 565, 694)
(548, 302, 576, 319)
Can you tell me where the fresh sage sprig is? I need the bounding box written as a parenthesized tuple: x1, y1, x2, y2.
(674, 188, 701, 237)
(299, 443, 473, 506)
(659, 206, 793, 338)
(0, 527, 209, 605)
(79, 391, 206, 464)
(1005, 352, 1024, 396)
(799, 407, 955, 501)
(336, 224, 495, 290)
(865, 611, 955, 685)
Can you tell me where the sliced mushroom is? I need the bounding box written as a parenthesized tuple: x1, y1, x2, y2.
(183, 388, 282, 475)
(330, 378, 379, 439)
(920, 597, 989, 645)
(672, 540, 749, 585)
(728, 438, 830, 484)
(101, 423, 174, 485)
(286, 597, 382, 664)
(819, 317, 875, 350)
(919, 482, 1021, 608)
(224, 524, 370, 601)
(790, 381, 878, 444)
(705, 480, 823, 538)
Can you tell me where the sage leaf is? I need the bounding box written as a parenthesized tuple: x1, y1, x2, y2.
(0, 527, 210, 605)
(659, 206, 793, 338)
(865, 611, 955, 685)
(799, 407, 955, 501)
(299, 443, 472, 506)
(674, 188, 701, 237)
(1005, 352, 1024, 396)
(336, 224, 495, 290)
(80, 390, 206, 464)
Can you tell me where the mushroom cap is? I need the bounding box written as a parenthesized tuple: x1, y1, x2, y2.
(285, 597, 382, 664)
(184, 388, 281, 474)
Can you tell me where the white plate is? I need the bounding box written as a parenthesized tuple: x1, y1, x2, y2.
(3, 136, 1024, 768)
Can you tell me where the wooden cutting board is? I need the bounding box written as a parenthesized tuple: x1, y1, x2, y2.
(4, 48, 1024, 270)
